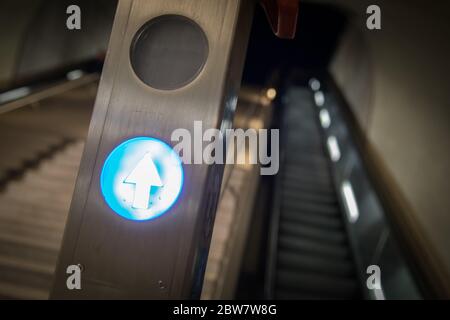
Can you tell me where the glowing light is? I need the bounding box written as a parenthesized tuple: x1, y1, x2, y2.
(66, 69, 84, 80)
(319, 109, 331, 129)
(259, 96, 271, 107)
(314, 91, 325, 107)
(327, 135, 341, 162)
(341, 181, 359, 223)
(0, 87, 30, 104)
(266, 88, 277, 100)
(124, 153, 163, 209)
(100, 137, 183, 221)
(309, 78, 321, 91)
(248, 118, 264, 129)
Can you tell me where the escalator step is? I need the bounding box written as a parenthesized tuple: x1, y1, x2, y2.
(278, 235, 350, 260)
(281, 182, 337, 197)
(284, 176, 332, 188)
(276, 269, 359, 299)
(284, 156, 329, 167)
(285, 167, 331, 179)
(280, 210, 343, 230)
(278, 221, 346, 245)
(277, 250, 355, 277)
(284, 164, 331, 177)
(282, 179, 334, 193)
(282, 201, 340, 216)
(282, 189, 338, 205)
(275, 289, 335, 300)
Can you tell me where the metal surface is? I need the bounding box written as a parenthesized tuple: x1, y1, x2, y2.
(0, 74, 99, 115)
(130, 15, 209, 90)
(51, 0, 254, 299)
(317, 77, 422, 299)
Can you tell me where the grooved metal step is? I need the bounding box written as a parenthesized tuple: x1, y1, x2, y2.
(277, 250, 355, 277)
(278, 235, 350, 260)
(280, 211, 343, 230)
(278, 221, 346, 245)
(0, 140, 84, 299)
(276, 269, 358, 299)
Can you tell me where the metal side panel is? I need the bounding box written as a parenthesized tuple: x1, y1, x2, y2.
(51, 0, 254, 299)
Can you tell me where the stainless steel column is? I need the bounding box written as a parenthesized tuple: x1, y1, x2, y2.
(51, 0, 254, 299)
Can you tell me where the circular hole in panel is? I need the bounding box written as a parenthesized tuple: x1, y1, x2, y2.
(130, 15, 208, 90)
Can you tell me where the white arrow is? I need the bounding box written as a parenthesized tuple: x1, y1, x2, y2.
(124, 152, 163, 209)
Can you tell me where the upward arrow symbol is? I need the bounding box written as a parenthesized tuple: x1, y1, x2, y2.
(124, 153, 163, 209)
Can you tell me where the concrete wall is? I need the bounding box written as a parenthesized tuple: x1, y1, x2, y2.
(319, 0, 450, 279)
(0, 0, 117, 89)
(0, 0, 43, 87)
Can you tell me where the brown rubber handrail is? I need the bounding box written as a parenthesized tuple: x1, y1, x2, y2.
(260, 0, 300, 39)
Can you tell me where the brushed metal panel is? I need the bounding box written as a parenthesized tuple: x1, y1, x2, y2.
(51, 0, 254, 299)
(130, 14, 209, 90)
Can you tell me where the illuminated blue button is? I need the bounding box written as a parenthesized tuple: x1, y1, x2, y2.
(100, 137, 183, 221)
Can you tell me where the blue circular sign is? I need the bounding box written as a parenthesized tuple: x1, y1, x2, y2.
(100, 137, 183, 221)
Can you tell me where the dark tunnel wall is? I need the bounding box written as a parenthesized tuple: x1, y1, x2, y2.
(321, 0, 450, 292)
(0, 0, 117, 89)
(242, 3, 347, 85)
(0, 0, 42, 88)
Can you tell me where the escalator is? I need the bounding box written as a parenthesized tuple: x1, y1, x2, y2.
(267, 85, 362, 299)
(0, 81, 96, 299)
(0, 140, 84, 299)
